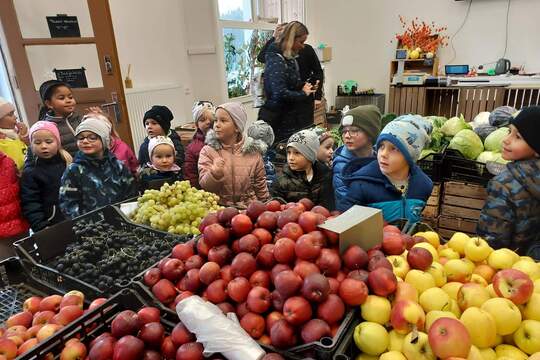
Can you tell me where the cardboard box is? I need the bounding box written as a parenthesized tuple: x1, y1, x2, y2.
(318, 205, 383, 254)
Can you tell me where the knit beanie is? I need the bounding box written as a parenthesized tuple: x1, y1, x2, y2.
(489, 105, 517, 127)
(247, 120, 275, 147)
(76, 116, 111, 149)
(340, 105, 382, 143)
(29, 121, 61, 145)
(511, 106, 540, 154)
(217, 102, 248, 134)
(192, 101, 215, 122)
(376, 114, 433, 167)
(0, 97, 15, 119)
(313, 126, 332, 144)
(143, 105, 174, 134)
(287, 129, 320, 163)
(148, 135, 175, 158)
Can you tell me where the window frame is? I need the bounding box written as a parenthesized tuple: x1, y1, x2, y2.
(214, 0, 303, 102)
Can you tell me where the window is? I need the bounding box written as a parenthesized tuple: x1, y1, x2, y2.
(217, 0, 304, 99)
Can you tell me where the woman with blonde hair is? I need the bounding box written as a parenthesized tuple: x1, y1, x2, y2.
(257, 21, 318, 143)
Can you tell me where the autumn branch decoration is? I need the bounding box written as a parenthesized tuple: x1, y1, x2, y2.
(394, 16, 449, 55)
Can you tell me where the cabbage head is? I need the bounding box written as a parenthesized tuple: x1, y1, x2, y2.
(441, 114, 472, 137)
(426, 116, 447, 129)
(484, 127, 509, 152)
(476, 151, 509, 164)
(471, 112, 490, 129)
(448, 129, 484, 160)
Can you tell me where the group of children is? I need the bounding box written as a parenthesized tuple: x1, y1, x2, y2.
(0, 77, 538, 259)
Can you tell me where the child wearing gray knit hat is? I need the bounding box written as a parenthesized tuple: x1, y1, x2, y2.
(271, 129, 334, 209)
(76, 116, 112, 151)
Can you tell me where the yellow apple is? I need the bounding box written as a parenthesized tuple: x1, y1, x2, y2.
(379, 351, 407, 360)
(466, 345, 483, 360)
(457, 282, 490, 310)
(520, 256, 535, 263)
(469, 274, 488, 287)
(461, 258, 476, 273)
(387, 255, 410, 279)
(463, 237, 492, 262)
(388, 329, 405, 352)
(514, 319, 540, 354)
(439, 247, 460, 260)
(442, 282, 463, 301)
(353, 322, 388, 356)
(460, 307, 497, 348)
(444, 259, 473, 283)
(534, 278, 540, 293)
(361, 295, 391, 325)
(486, 283, 497, 298)
(413, 242, 439, 262)
(426, 262, 447, 287)
(488, 248, 519, 270)
(419, 287, 450, 313)
(447, 232, 470, 256)
(393, 281, 418, 304)
(421, 231, 440, 248)
(512, 259, 540, 280)
(529, 352, 540, 360)
(473, 264, 496, 283)
(402, 331, 435, 360)
(425, 310, 457, 331)
(481, 297, 522, 335)
(495, 344, 528, 360)
(390, 300, 426, 334)
(447, 298, 462, 317)
(478, 347, 496, 360)
(405, 270, 436, 295)
(523, 293, 540, 320)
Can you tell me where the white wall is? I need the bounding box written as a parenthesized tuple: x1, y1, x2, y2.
(109, 0, 194, 125)
(305, 0, 540, 110)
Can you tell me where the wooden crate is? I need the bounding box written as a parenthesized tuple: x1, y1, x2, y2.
(444, 181, 487, 200)
(422, 183, 441, 219)
(438, 216, 478, 234)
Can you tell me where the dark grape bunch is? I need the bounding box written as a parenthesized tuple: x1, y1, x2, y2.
(48, 219, 191, 291)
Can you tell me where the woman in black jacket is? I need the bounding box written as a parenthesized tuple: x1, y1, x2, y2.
(257, 22, 319, 143)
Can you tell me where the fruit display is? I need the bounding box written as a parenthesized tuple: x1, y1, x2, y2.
(130, 181, 222, 235)
(0, 290, 106, 359)
(350, 231, 540, 359)
(46, 216, 191, 292)
(139, 199, 408, 352)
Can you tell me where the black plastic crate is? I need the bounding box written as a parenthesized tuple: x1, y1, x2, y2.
(0, 257, 66, 324)
(14, 205, 190, 299)
(331, 317, 363, 360)
(417, 150, 445, 182)
(443, 148, 494, 186)
(16, 288, 181, 360)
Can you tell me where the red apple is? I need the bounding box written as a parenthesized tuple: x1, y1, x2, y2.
(231, 252, 257, 278)
(23, 296, 42, 314)
(240, 312, 265, 338)
(231, 214, 253, 237)
(246, 200, 266, 221)
(227, 277, 251, 303)
(265, 200, 281, 212)
(343, 245, 369, 270)
(199, 262, 221, 285)
(111, 310, 140, 338)
(308, 230, 327, 247)
(52, 305, 83, 325)
(172, 243, 195, 261)
(492, 268, 534, 305)
(143, 350, 162, 360)
(199, 212, 218, 232)
(367, 254, 393, 272)
(256, 244, 276, 269)
(317, 294, 345, 324)
(301, 273, 330, 303)
(137, 307, 161, 325)
(236, 302, 250, 319)
(347, 269, 369, 282)
(144, 268, 162, 287)
(249, 270, 270, 289)
(175, 342, 203, 360)
(184, 255, 204, 271)
(251, 228, 272, 245)
(407, 247, 433, 270)
(112, 335, 144, 360)
(339, 278, 368, 306)
(382, 232, 406, 255)
(368, 267, 398, 297)
(152, 279, 177, 304)
(295, 234, 321, 261)
(316, 249, 341, 277)
(383, 225, 401, 234)
(206, 279, 228, 304)
(162, 258, 185, 282)
(6, 311, 33, 328)
(203, 223, 230, 248)
(271, 264, 292, 283)
(207, 245, 232, 267)
(217, 207, 239, 225)
(196, 237, 210, 257)
(293, 261, 320, 279)
(328, 278, 340, 294)
(311, 205, 330, 218)
(281, 222, 304, 241)
(301, 319, 331, 343)
(277, 208, 300, 229)
(270, 320, 297, 349)
(0, 338, 17, 359)
(283, 296, 312, 326)
(39, 295, 62, 312)
(32, 311, 55, 326)
(428, 317, 471, 359)
(171, 322, 194, 347)
(256, 211, 278, 230)
(274, 270, 302, 298)
(139, 322, 165, 347)
(266, 311, 285, 334)
(298, 198, 314, 211)
(273, 238, 296, 264)
(246, 286, 271, 314)
(89, 336, 116, 360)
(160, 336, 176, 360)
(178, 269, 201, 293)
(89, 298, 107, 311)
(220, 265, 233, 283)
(238, 234, 260, 255)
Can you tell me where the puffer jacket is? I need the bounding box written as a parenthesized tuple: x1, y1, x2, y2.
(110, 136, 138, 176)
(478, 159, 540, 256)
(271, 161, 334, 210)
(59, 150, 137, 219)
(333, 145, 376, 209)
(20, 153, 66, 231)
(138, 130, 185, 168)
(198, 130, 270, 209)
(42, 112, 82, 156)
(0, 152, 29, 238)
(339, 159, 433, 223)
(183, 128, 206, 188)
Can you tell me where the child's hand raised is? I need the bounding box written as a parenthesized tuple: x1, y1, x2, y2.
(16, 122, 28, 135)
(211, 157, 225, 179)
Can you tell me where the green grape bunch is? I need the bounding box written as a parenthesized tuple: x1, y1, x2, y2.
(131, 181, 222, 235)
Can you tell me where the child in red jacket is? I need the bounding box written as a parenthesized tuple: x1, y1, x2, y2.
(183, 101, 214, 188)
(0, 151, 29, 258)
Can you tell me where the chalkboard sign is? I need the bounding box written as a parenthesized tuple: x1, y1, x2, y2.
(46, 14, 80, 38)
(53, 68, 88, 88)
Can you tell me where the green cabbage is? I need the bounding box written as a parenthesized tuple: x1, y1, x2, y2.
(484, 127, 509, 153)
(441, 114, 472, 137)
(426, 116, 447, 129)
(448, 129, 484, 160)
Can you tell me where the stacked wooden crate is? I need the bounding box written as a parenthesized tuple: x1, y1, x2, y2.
(438, 181, 488, 239)
(421, 183, 441, 230)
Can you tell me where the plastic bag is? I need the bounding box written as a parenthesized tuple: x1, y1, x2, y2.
(176, 296, 266, 360)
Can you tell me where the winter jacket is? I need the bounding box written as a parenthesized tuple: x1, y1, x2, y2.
(333, 145, 376, 210)
(478, 159, 540, 256)
(198, 130, 270, 209)
(183, 128, 206, 188)
(110, 136, 138, 176)
(138, 130, 185, 168)
(20, 154, 66, 231)
(271, 161, 334, 210)
(139, 166, 182, 191)
(59, 150, 137, 219)
(257, 38, 324, 100)
(0, 152, 29, 238)
(42, 112, 82, 156)
(0, 137, 27, 170)
(339, 160, 433, 223)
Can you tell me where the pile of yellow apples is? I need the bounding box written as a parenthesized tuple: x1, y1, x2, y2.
(353, 231, 540, 360)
